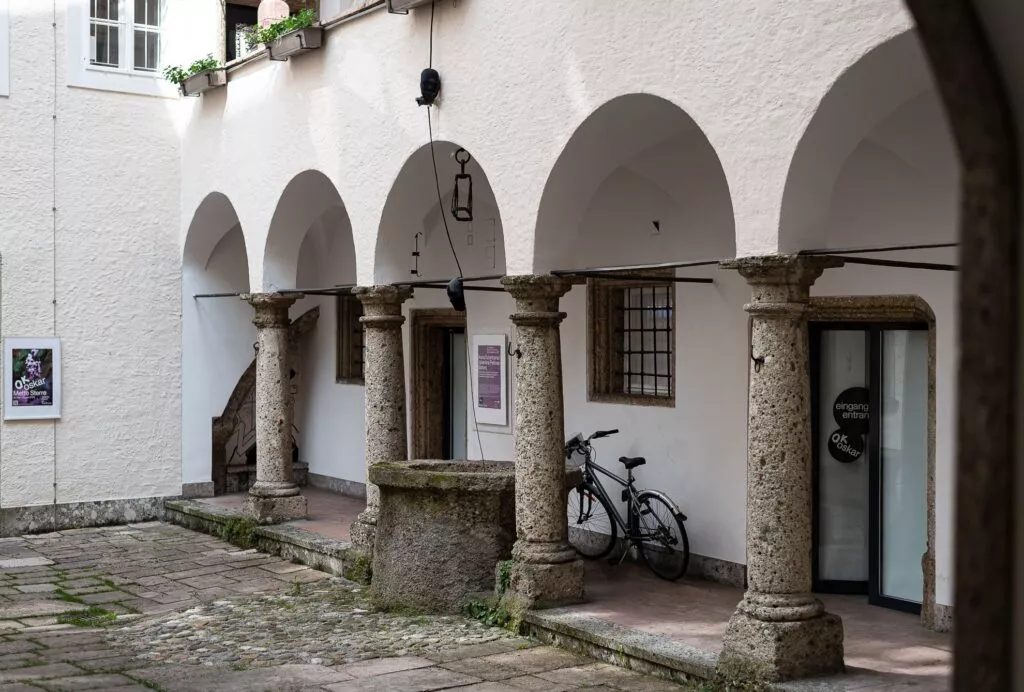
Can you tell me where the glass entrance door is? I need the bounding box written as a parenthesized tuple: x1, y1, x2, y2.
(811, 324, 928, 613)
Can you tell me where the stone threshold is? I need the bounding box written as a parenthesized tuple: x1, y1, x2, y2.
(164, 499, 354, 578)
(523, 607, 717, 686)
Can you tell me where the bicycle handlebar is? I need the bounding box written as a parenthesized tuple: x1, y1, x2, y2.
(589, 429, 619, 440)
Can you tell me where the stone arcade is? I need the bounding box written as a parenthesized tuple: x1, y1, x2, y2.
(6, 0, 1020, 687)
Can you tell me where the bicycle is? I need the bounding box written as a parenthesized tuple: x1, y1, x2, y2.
(565, 429, 690, 581)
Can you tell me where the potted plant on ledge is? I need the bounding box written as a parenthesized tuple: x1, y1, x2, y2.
(247, 8, 323, 61)
(164, 55, 226, 97)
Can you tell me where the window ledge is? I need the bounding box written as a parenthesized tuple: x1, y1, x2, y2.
(588, 392, 676, 408)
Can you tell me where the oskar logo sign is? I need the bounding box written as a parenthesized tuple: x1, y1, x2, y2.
(828, 387, 869, 463)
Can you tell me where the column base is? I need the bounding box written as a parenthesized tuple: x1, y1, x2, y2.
(244, 494, 307, 524)
(345, 511, 376, 584)
(503, 558, 585, 611)
(718, 610, 845, 684)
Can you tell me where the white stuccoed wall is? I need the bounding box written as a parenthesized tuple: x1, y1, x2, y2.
(0, 1, 213, 508)
(179, 0, 915, 285)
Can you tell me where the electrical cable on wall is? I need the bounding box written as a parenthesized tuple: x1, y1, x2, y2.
(51, 0, 59, 526)
(417, 1, 486, 461)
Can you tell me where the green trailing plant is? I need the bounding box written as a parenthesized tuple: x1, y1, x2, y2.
(462, 598, 518, 632)
(496, 560, 512, 596)
(163, 54, 222, 86)
(246, 9, 317, 51)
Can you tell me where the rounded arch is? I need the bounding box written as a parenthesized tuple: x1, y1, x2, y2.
(183, 192, 248, 274)
(533, 93, 736, 273)
(263, 170, 357, 292)
(778, 30, 956, 251)
(181, 192, 254, 490)
(375, 141, 506, 284)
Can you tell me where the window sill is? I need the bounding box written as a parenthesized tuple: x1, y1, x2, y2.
(68, 65, 177, 99)
(588, 392, 676, 408)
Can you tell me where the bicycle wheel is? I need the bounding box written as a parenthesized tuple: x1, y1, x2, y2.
(635, 491, 689, 580)
(566, 483, 617, 559)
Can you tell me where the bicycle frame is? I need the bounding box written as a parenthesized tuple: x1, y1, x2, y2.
(574, 443, 649, 540)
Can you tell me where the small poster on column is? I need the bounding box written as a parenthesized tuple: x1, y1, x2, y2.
(4, 338, 62, 420)
(473, 334, 507, 426)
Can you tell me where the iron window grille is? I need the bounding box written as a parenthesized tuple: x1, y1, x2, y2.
(336, 293, 364, 384)
(588, 271, 675, 405)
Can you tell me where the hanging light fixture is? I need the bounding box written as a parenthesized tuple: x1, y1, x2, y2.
(451, 148, 474, 222)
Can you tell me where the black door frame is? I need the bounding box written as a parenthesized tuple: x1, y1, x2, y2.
(810, 321, 928, 614)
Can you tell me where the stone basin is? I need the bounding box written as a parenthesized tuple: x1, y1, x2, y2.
(369, 460, 582, 614)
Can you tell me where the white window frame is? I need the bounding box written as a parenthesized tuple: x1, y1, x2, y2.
(67, 0, 175, 98)
(0, 0, 9, 97)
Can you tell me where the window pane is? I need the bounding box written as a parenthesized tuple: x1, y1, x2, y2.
(90, 23, 120, 67)
(133, 30, 159, 71)
(133, 30, 145, 69)
(147, 29, 159, 69)
(136, 0, 160, 27)
(93, 0, 117, 20)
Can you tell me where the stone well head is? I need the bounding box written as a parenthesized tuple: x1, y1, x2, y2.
(369, 460, 518, 614)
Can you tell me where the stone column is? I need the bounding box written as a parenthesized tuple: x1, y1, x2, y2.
(349, 286, 412, 562)
(500, 275, 584, 609)
(242, 293, 307, 523)
(717, 255, 844, 683)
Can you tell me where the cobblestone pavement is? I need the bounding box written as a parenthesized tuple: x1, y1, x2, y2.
(0, 522, 692, 691)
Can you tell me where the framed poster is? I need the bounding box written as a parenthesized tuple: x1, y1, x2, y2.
(4, 338, 61, 421)
(473, 334, 508, 427)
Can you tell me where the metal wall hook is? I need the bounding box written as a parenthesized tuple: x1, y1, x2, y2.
(750, 345, 765, 373)
(507, 342, 522, 359)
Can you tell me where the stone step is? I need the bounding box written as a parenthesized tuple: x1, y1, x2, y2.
(163, 499, 354, 579)
(522, 607, 717, 687)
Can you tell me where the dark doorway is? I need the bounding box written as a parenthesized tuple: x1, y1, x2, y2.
(411, 310, 468, 460)
(811, 322, 929, 614)
(226, 4, 258, 63)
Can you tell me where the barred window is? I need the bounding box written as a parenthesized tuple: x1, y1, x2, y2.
(588, 273, 675, 406)
(336, 293, 364, 384)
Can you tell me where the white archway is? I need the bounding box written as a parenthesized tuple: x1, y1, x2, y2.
(181, 192, 254, 493)
(778, 30, 955, 252)
(533, 93, 736, 272)
(375, 141, 506, 285)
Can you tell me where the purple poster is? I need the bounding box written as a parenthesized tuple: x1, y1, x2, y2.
(11, 349, 53, 407)
(477, 345, 502, 410)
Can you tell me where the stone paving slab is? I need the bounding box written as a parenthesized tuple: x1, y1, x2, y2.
(0, 522, 697, 691)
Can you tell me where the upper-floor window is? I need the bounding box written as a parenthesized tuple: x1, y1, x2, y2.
(89, 0, 161, 74)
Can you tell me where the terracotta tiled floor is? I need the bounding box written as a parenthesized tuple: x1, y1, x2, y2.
(199, 487, 365, 542)
(569, 560, 951, 689)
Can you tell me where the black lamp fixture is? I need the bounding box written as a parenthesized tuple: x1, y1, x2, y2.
(451, 148, 473, 222)
(446, 277, 466, 312)
(417, 68, 441, 106)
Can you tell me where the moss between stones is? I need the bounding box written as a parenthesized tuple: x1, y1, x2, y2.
(219, 517, 259, 550)
(344, 551, 372, 584)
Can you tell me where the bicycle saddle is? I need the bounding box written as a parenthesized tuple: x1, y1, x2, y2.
(618, 456, 646, 470)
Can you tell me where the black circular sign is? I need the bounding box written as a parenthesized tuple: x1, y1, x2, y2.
(832, 387, 870, 436)
(827, 429, 864, 463)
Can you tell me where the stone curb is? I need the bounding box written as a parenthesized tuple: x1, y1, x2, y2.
(523, 608, 717, 685)
(163, 500, 353, 577)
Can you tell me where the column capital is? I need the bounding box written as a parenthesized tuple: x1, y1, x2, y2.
(242, 293, 299, 329)
(721, 255, 843, 315)
(353, 285, 412, 329)
(502, 275, 571, 326)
